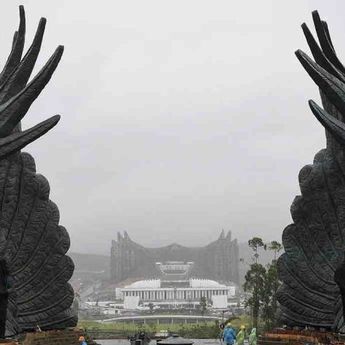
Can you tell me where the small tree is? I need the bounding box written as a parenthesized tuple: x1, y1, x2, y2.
(199, 296, 207, 316)
(263, 262, 281, 329)
(244, 237, 282, 330)
(148, 302, 154, 314)
(244, 262, 266, 328)
(268, 241, 283, 261)
(262, 241, 282, 329)
(248, 237, 265, 263)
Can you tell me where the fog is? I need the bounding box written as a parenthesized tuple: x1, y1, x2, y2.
(0, 0, 344, 254)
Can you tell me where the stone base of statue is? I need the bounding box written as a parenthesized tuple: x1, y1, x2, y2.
(258, 329, 345, 345)
(0, 328, 98, 345)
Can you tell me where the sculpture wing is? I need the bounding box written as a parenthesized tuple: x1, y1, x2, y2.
(2, 153, 77, 333)
(277, 11, 345, 331)
(0, 6, 62, 159)
(0, 7, 77, 335)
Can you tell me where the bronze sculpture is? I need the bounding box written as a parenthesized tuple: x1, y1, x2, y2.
(277, 11, 345, 331)
(0, 6, 77, 336)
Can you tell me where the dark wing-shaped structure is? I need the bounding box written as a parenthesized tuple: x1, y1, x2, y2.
(0, 7, 77, 336)
(277, 11, 345, 331)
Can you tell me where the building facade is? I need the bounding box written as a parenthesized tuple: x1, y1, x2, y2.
(117, 261, 236, 309)
(110, 230, 239, 284)
(118, 279, 235, 304)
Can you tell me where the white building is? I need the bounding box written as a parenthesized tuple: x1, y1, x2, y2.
(117, 278, 235, 308)
(116, 261, 236, 309)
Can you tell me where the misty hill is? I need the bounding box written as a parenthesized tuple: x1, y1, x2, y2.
(69, 252, 110, 274)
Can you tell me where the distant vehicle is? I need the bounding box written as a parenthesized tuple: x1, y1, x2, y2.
(153, 330, 172, 342)
(128, 331, 151, 345)
(157, 335, 194, 345)
(135, 305, 150, 311)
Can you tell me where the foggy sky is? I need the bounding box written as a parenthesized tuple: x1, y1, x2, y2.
(0, 0, 344, 254)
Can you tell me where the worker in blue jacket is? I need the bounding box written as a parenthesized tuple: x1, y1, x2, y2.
(222, 323, 236, 345)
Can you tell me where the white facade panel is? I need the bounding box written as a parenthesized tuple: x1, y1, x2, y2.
(124, 296, 139, 310)
(212, 295, 228, 309)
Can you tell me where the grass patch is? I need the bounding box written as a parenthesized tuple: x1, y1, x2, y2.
(78, 315, 255, 339)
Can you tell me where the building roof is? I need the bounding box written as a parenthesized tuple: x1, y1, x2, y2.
(124, 278, 230, 289)
(189, 279, 227, 288)
(126, 279, 160, 289)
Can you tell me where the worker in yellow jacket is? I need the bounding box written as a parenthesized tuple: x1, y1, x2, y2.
(236, 325, 246, 345)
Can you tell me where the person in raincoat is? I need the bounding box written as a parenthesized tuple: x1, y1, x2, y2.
(222, 323, 236, 345)
(236, 325, 246, 345)
(249, 328, 257, 345)
(79, 335, 87, 345)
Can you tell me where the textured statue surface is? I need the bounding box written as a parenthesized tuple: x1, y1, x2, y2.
(277, 11, 345, 331)
(0, 7, 77, 336)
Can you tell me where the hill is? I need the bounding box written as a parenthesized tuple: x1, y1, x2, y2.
(70, 252, 110, 274)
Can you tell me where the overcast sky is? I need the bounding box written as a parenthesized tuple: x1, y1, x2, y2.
(0, 0, 344, 254)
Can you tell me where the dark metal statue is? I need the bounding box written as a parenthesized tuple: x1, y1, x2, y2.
(277, 11, 345, 331)
(0, 259, 12, 338)
(0, 6, 77, 336)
